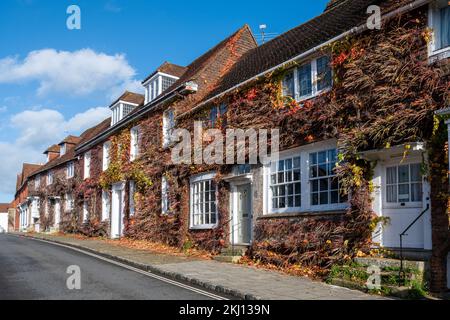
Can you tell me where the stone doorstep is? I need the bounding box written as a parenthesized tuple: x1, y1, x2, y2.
(355, 257, 427, 272)
(330, 278, 411, 299)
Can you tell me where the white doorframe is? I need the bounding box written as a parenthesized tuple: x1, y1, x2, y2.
(54, 200, 61, 229)
(228, 176, 253, 245)
(370, 150, 432, 250)
(111, 182, 125, 239)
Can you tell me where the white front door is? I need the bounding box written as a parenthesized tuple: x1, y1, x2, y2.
(54, 200, 61, 229)
(380, 159, 430, 249)
(231, 183, 252, 245)
(111, 182, 125, 239)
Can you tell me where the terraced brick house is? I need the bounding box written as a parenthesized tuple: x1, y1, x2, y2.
(13, 163, 42, 231)
(12, 0, 449, 292)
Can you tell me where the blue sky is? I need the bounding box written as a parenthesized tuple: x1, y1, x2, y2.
(0, 0, 329, 203)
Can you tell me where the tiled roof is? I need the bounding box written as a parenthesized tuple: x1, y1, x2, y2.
(324, 0, 347, 12)
(142, 62, 187, 84)
(60, 135, 81, 145)
(109, 91, 145, 108)
(16, 163, 42, 192)
(44, 144, 60, 154)
(203, 0, 382, 102)
(0, 203, 10, 212)
(165, 25, 256, 96)
(77, 118, 112, 147)
(30, 118, 111, 178)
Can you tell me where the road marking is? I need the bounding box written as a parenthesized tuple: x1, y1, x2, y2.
(21, 235, 229, 300)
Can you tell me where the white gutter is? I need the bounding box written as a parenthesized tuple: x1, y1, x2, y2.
(435, 107, 450, 115)
(180, 0, 431, 118)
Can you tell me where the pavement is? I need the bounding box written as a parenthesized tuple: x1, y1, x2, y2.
(7, 232, 387, 300)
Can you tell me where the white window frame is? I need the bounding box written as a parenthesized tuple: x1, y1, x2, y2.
(84, 151, 91, 180)
(130, 126, 139, 161)
(129, 180, 136, 216)
(282, 56, 332, 102)
(65, 193, 74, 212)
(110, 101, 139, 126)
(189, 172, 219, 230)
(102, 190, 110, 221)
(60, 144, 66, 156)
(428, 0, 450, 60)
(47, 171, 53, 186)
(162, 175, 169, 215)
(35, 175, 41, 189)
(67, 161, 75, 179)
(382, 159, 424, 210)
(83, 201, 89, 222)
(163, 109, 175, 148)
(263, 139, 348, 215)
(103, 141, 111, 171)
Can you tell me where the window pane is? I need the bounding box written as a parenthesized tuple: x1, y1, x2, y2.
(279, 186, 286, 196)
(317, 56, 332, 91)
(272, 186, 278, 197)
(271, 174, 276, 185)
(272, 197, 278, 209)
(310, 153, 317, 165)
(293, 169, 301, 181)
(298, 63, 312, 97)
(318, 164, 327, 177)
(410, 164, 422, 182)
(439, 6, 450, 49)
(279, 196, 286, 208)
(398, 184, 410, 202)
(282, 71, 295, 98)
(318, 151, 327, 164)
(287, 196, 294, 207)
(331, 191, 339, 204)
(386, 185, 397, 203)
(311, 193, 319, 206)
(310, 165, 318, 178)
(287, 184, 294, 195)
(293, 157, 301, 168)
(331, 177, 339, 190)
(295, 183, 302, 194)
(295, 195, 301, 207)
(411, 183, 423, 202)
(320, 192, 328, 205)
(278, 160, 285, 171)
(319, 178, 329, 191)
(398, 165, 410, 183)
(285, 171, 292, 182)
(285, 159, 292, 170)
(386, 167, 397, 184)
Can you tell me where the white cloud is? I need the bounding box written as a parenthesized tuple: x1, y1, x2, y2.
(0, 49, 140, 97)
(0, 107, 110, 202)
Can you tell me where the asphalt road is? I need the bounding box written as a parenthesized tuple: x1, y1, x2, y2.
(0, 234, 225, 300)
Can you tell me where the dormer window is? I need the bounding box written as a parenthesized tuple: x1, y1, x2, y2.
(60, 144, 67, 156)
(110, 101, 139, 126)
(143, 73, 178, 104)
